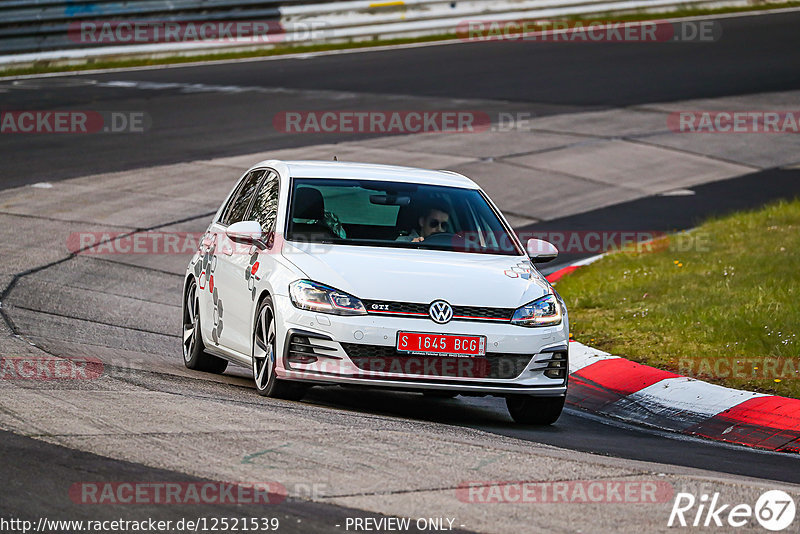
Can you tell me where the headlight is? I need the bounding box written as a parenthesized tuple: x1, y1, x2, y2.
(289, 280, 367, 316)
(510, 293, 562, 327)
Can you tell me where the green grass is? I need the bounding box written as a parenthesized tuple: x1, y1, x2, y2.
(557, 199, 800, 397)
(2, 1, 799, 78)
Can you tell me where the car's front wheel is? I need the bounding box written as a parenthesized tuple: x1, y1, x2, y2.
(252, 296, 307, 401)
(505, 395, 565, 425)
(183, 278, 228, 374)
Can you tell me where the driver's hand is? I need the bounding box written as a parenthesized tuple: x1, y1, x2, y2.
(412, 236, 425, 243)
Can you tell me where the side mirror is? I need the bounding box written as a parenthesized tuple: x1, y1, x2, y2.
(226, 220, 263, 243)
(526, 238, 558, 263)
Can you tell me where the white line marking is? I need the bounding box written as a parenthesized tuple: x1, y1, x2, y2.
(659, 188, 696, 196)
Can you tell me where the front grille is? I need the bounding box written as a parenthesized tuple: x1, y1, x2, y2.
(341, 343, 532, 379)
(362, 300, 514, 323)
(364, 301, 429, 315)
(453, 305, 513, 320)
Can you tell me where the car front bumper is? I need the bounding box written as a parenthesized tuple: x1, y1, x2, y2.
(273, 295, 569, 396)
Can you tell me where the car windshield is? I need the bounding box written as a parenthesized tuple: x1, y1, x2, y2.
(286, 178, 521, 255)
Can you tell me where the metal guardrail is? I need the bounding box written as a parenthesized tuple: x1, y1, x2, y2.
(0, 0, 771, 63)
(0, 0, 292, 53)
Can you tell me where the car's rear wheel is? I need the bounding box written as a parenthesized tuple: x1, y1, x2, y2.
(252, 296, 307, 400)
(505, 395, 565, 425)
(183, 279, 228, 374)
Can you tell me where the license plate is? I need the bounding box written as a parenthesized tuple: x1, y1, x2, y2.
(396, 332, 486, 356)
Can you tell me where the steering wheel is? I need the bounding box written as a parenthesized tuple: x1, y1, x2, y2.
(419, 231, 460, 245)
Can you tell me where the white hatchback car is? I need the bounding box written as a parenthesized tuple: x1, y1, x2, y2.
(183, 160, 569, 424)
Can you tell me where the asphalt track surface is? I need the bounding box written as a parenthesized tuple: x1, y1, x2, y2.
(301, 382, 800, 485)
(531, 166, 800, 269)
(1, 11, 800, 188)
(1, 429, 467, 533)
(2, 9, 800, 528)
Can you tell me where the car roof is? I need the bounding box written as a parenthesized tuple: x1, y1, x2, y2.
(253, 160, 480, 189)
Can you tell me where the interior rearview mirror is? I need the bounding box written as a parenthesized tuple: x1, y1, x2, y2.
(369, 194, 411, 206)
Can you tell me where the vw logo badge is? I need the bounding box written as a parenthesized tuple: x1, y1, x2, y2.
(429, 300, 453, 324)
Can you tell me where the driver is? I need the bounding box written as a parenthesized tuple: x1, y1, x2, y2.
(397, 204, 451, 243)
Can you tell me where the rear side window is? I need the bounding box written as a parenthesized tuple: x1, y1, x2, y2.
(219, 169, 265, 226)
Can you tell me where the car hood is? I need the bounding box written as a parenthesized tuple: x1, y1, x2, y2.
(281, 242, 552, 308)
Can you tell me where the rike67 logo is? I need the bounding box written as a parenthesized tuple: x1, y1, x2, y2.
(669, 490, 796, 531)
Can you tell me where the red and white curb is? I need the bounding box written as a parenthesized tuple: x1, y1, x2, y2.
(546, 259, 800, 453)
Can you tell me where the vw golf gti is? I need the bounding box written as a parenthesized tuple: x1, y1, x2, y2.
(182, 160, 569, 424)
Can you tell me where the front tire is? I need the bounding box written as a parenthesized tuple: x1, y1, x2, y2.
(252, 296, 307, 401)
(183, 279, 228, 374)
(506, 395, 565, 425)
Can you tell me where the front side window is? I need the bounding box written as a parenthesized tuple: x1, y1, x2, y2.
(286, 178, 521, 255)
(219, 169, 265, 226)
(249, 171, 280, 233)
